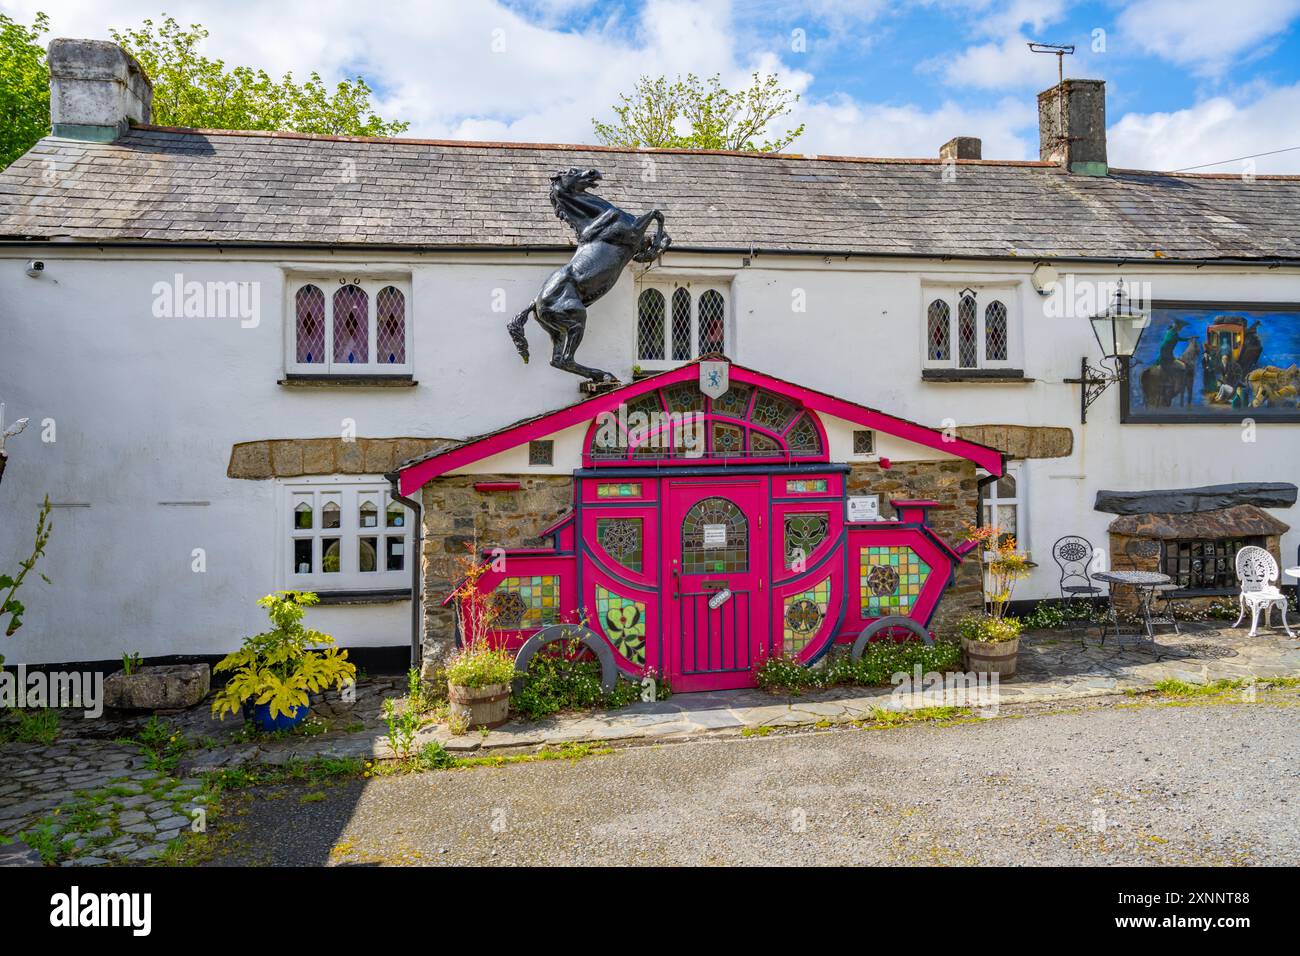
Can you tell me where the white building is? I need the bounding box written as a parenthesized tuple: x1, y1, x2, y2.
(1, 40, 1296, 672)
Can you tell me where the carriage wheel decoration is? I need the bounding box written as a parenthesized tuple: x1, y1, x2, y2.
(512, 624, 619, 695)
(849, 615, 934, 661)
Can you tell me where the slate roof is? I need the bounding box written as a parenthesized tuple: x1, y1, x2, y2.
(2, 125, 1299, 261)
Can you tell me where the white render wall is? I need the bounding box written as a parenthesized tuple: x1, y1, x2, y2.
(0, 246, 1296, 664)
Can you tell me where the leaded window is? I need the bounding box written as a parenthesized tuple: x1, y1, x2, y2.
(595, 586, 646, 666)
(711, 382, 752, 418)
(635, 283, 727, 364)
(637, 288, 666, 361)
(1162, 537, 1264, 591)
(528, 440, 554, 466)
(860, 546, 930, 617)
(333, 285, 369, 364)
(924, 288, 1014, 370)
(985, 299, 1008, 361)
(597, 517, 643, 572)
(853, 430, 875, 455)
(927, 299, 950, 362)
(375, 286, 406, 365)
(957, 292, 978, 368)
(785, 415, 822, 455)
(295, 285, 326, 364)
(751, 391, 798, 433)
(712, 421, 744, 457)
(785, 513, 829, 568)
(671, 287, 692, 361)
(783, 578, 830, 656)
(490, 576, 560, 629)
(681, 497, 748, 574)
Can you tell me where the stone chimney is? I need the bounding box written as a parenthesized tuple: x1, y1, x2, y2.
(48, 38, 152, 142)
(1037, 78, 1106, 175)
(940, 136, 982, 161)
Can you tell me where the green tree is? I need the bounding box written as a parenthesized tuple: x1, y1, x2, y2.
(0, 12, 50, 170)
(593, 72, 805, 153)
(110, 17, 408, 136)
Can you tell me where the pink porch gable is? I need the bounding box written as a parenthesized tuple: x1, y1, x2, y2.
(397, 359, 1003, 494)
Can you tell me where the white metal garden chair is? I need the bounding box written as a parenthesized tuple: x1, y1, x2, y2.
(1233, 546, 1295, 638)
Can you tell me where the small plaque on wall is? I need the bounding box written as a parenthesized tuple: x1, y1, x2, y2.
(847, 495, 880, 522)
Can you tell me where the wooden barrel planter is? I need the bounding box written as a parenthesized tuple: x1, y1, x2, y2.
(962, 637, 1019, 678)
(448, 682, 511, 730)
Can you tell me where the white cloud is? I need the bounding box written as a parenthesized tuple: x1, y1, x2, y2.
(936, 32, 1069, 90)
(1117, 0, 1300, 77)
(1109, 83, 1300, 174)
(793, 93, 1037, 159)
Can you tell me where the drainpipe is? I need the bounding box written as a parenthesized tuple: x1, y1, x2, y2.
(386, 472, 423, 672)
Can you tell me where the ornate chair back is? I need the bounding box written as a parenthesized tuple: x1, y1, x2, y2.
(1053, 535, 1097, 595)
(1235, 546, 1277, 594)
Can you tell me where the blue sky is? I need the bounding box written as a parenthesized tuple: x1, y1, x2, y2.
(6, 0, 1300, 171)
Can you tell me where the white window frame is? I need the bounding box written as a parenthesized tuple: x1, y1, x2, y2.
(921, 286, 1019, 371)
(280, 476, 412, 591)
(635, 279, 730, 369)
(284, 276, 413, 376)
(978, 461, 1027, 554)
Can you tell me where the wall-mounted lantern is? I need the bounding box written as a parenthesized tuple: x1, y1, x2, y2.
(1066, 278, 1149, 423)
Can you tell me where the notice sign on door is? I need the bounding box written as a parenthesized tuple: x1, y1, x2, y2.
(702, 524, 728, 548)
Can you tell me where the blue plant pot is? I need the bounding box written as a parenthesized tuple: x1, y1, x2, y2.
(244, 700, 311, 733)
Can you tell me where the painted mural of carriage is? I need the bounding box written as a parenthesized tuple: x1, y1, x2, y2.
(396, 361, 1004, 693)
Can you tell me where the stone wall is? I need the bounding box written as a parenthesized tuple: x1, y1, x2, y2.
(847, 459, 984, 634)
(420, 474, 574, 676)
(955, 424, 1073, 459)
(1107, 531, 1282, 615)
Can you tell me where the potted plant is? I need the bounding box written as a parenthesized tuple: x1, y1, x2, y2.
(211, 591, 356, 732)
(959, 524, 1032, 677)
(444, 547, 516, 731)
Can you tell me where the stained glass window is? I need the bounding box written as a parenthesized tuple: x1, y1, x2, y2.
(751, 390, 798, 433)
(712, 422, 744, 457)
(376, 286, 406, 364)
(665, 382, 705, 414)
(698, 289, 726, 354)
(671, 287, 692, 361)
(595, 585, 646, 666)
(491, 576, 560, 629)
(749, 432, 782, 456)
(637, 288, 666, 361)
(860, 546, 930, 617)
(528, 440, 554, 465)
(597, 518, 643, 572)
(681, 497, 748, 574)
(985, 299, 1008, 361)
(295, 285, 326, 364)
(786, 479, 828, 494)
(710, 382, 752, 418)
(957, 293, 978, 368)
(785, 416, 822, 455)
(853, 430, 875, 455)
(783, 578, 830, 656)
(927, 299, 950, 362)
(596, 482, 642, 498)
(333, 284, 369, 364)
(784, 513, 829, 568)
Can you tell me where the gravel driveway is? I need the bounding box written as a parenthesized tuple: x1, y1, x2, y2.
(209, 692, 1299, 866)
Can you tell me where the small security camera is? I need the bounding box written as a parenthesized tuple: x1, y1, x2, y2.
(25, 260, 45, 278)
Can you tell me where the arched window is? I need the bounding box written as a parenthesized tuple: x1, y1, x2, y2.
(333, 285, 369, 364)
(376, 286, 406, 365)
(985, 299, 1008, 362)
(295, 285, 326, 364)
(637, 288, 666, 361)
(698, 290, 726, 355)
(926, 299, 950, 361)
(587, 384, 826, 463)
(957, 293, 978, 368)
(671, 287, 691, 361)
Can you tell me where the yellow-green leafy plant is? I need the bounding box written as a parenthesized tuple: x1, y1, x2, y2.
(444, 543, 516, 689)
(211, 591, 355, 720)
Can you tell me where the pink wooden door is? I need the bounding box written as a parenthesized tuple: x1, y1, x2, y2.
(665, 478, 769, 692)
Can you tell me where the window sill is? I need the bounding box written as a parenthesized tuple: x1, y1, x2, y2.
(312, 588, 412, 605)
(921, 369, 1032, 384)
(280, 374, 416, 388)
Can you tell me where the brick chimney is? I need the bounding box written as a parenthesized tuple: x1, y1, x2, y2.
(940, 136, 982, 161)
(1037, 78, 1106, 175)
(48, 38, 152, 142)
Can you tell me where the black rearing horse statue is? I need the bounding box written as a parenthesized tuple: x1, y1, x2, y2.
(508, 168, 671, 383)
